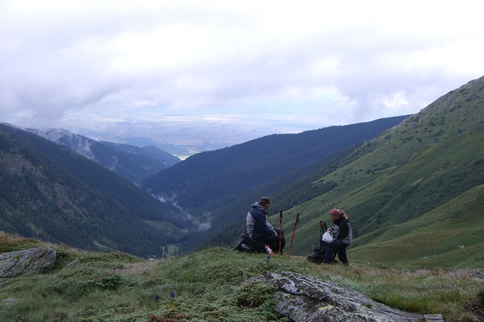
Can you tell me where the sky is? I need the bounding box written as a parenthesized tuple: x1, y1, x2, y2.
(1, 0, 484, 148)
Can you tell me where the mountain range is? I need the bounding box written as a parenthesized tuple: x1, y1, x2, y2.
(0, 116, 405, 257)
(1, 75, 483, 267)
(26, 128, 180, 184)
(0, 124, 187, 256)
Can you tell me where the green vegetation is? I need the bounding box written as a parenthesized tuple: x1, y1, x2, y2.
(0, 125, 186, 257)
(141, 116, 408, 252)
(3, 75, 484, 271)
(272, 76, 484, 264)
(141, 116, 407, 211)
(0, 233, 482, 321)
(204, 76, 484, 267)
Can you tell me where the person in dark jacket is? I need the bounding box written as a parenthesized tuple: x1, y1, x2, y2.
(323, 208, 352, 265)
(246, 197, 285, 253)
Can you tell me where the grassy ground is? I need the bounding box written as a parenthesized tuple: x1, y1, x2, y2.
(0, 233, 483, 321)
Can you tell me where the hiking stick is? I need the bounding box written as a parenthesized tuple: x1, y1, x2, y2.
(319, 221, 323, 248)
(279, 210, 283, 254)
(287, 213, 300, 257)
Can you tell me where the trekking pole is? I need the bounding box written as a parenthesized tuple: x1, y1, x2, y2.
(319, 221, 323, 248)
(287, 213, 300, 257)
(278, 210, 283, 255)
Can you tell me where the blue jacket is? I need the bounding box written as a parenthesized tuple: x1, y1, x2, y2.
(246, 202, 275, 239)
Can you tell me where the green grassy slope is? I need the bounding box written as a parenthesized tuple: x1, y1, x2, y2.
(270, 76, 484, 264)
(0, 233, 482, 320)
(349, 184, 484, 267)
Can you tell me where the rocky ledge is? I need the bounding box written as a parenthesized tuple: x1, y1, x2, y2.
(0, 247, 56, 279)
(262, 271, 425, 321)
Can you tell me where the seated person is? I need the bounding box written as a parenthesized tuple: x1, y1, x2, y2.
(246, 197, 285, 254)
(323, 208, 352, 265)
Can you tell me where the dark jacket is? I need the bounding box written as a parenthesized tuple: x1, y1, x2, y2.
(332, 216, 352, 246)
(246, 202, 275, 239)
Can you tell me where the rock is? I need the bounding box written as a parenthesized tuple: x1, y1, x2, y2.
(471, 269, 484, 279)
(2, 297, 16, 303)
(61, 258, 79, 270)
(424, 314, 444, 321)
(262, 271, 424, 322)
(0, 247, 56, 278)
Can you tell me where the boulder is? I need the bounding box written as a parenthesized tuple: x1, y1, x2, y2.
(471, 269, 484, 279)
(0, 247, 56, 278)
(262, 271, 424, 322)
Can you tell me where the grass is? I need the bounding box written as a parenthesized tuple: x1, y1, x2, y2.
(272, 128, 484, 264)
(0, 234, 483, 321)
(261, 77, 484, 263)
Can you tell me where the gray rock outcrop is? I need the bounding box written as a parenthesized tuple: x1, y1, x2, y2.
(471, 269, 484, 279)
(262, 271, 424, 321)
(0, 247, 56, 278)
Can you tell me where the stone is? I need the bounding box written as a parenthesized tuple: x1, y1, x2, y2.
(471, 269, 484, 279)
(0, 247, 56, 278)
(262, 271, 424, 322)
(61, 258, 79, 270)
(424, 314, 444, 321)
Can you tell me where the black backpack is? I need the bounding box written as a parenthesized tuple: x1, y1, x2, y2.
(307, 243, 329, 264)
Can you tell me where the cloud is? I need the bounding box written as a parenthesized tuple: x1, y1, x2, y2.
(1, 0, 484, 140)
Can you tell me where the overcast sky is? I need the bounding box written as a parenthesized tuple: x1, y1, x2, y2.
(1, 0, 484, 146)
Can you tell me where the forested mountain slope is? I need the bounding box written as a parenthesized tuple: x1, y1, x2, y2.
(26, 128, 179, 183)
(0, 124, 186, 256)
(142, 116, 408, 212)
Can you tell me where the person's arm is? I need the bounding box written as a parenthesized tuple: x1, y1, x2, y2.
(336, 222, 349, 240)
(252, 211, 275, 236)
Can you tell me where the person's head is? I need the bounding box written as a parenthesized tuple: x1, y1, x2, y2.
(330, 208, 348, 220)
(259, 197, 272, 210)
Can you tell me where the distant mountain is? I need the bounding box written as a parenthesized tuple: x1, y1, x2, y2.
(122, 137, 190, 157)
(0, 124, 187, 257)
(26, 128, 180, 184)
(248, 75, 484, 265)
(142, 116, 408, 208)
(99, 141, 180, 165)
(141, 116, 409, 251)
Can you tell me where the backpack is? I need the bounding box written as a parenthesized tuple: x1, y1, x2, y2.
(234, 228, 266, 253)
(307, 244, 328, 264)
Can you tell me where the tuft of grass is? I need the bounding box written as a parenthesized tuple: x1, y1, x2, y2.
(0, 245, 483, 321)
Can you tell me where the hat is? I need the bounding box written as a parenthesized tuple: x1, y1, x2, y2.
(259, 197, 272, 206)
(330, 208, 341, 217)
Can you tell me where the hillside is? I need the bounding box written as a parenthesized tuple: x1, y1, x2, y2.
(142, 116, 408, 214)
(198, 146, 357, 250)
(0, 124, 187, 256)
(26, 128, 180, 183)
(264, 76, 484, 265)
(0, 233, 482, 321)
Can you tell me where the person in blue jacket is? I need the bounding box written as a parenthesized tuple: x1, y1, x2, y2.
(246, 197, 285, 253)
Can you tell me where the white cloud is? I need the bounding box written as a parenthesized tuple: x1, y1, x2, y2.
(1, 0, 483, 145)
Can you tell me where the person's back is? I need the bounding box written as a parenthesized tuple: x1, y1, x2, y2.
(246, 197, 285, 253)
(247, 201, 274, 239)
